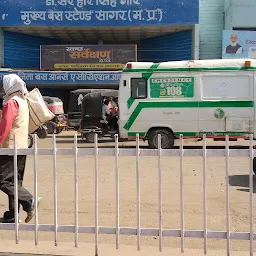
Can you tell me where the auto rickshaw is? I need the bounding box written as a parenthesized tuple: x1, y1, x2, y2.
(80, 90, 119, 143)
(68, 89, 113, 130)
(43, 96, 67, 134)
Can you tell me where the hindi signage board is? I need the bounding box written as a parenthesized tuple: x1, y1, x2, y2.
(0, 71, 121, 85)
(0, 0, 199, 27)
(40, 44, 137, 71)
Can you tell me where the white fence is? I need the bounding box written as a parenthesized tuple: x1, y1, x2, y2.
(0, 134, 255, 256)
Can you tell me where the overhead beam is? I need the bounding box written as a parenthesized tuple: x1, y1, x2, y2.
(93, 28, 102, 43)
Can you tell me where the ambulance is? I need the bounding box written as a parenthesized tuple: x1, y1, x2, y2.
(117, 59, 256, 149)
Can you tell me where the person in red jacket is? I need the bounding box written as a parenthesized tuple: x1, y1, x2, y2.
(108, 97, 118, 115)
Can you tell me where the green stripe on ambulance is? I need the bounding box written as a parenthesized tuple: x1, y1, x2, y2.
(124, 101, 254, 131)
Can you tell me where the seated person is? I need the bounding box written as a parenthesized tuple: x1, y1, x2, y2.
(108, 97, 118, 116)
(102, 99, 118, 131)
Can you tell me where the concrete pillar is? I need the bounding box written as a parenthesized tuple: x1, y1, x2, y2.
(192, 24, 200, 60)
(0, 28, 4, 67)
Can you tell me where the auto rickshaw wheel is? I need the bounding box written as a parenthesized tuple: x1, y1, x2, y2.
(85, 132, 96, 143)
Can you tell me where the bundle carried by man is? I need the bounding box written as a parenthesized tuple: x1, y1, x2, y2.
(26, 88, 55, 133)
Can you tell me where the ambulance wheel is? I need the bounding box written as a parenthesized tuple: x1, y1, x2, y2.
(148, 129, 174, 149)
(253, 157, 256, 175)
(85, 132, 96, 143)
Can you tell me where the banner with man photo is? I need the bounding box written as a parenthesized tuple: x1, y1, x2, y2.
(222, 30, 256, 59)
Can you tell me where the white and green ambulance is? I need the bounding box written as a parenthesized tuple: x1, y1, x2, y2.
(117, 59, 256, 148)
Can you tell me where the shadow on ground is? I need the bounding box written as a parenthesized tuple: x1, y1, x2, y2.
(229, 175, 256, 193)
(49, 135, 76, 139)
(56, 139, 85, 144)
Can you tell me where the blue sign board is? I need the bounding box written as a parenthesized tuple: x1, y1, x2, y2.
(222, 30, 256, 59)
(0, 0, 199, 27)
(0, 71, 121, 85)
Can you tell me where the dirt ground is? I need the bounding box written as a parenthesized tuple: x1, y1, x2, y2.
(0, 131, 255, 253)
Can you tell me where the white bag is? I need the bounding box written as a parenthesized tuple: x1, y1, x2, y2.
(27, 88, 55, 133)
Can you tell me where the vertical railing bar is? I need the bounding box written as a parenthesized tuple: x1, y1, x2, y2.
(115, 134, 120, 250)
(203, 134, 207, 255)
(249, 134, 254, 256)
(180, 134, 185, 253)
(225, 135, 230, 256)
(33, 135, 39, 246)
(53, 134, 58, 247)
(94, 133, 99, 256)
(136, 134, 141, 251)
(158, 134, 163, 252)
(14, 135, 19, 244)
(74, 134, 79, 248)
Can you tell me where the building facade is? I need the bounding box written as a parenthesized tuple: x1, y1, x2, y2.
(1, 1, 255, 67)
(0, 0, 199, 109)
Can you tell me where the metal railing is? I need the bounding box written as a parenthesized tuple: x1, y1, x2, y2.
(0, 134, 255, 255)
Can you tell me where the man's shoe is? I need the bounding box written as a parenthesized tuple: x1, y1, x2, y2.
(0, 217, 22, 223)
(25, 210, 34, 223)
(25, 197, 41, 224)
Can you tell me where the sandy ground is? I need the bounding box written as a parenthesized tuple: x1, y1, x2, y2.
(0, 131, 255, 254)
(0, 241, 252, 256)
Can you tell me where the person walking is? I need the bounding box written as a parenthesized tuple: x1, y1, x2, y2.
(0, 74, 35, 223)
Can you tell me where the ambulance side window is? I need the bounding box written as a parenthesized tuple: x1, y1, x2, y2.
(131, 78, 147, 99)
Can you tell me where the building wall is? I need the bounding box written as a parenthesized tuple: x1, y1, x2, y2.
(224, 0, 232, 30)
(140, 30, 193, 62)
(225, 0, 256, 28)
(4, 31, 59, 69)
(199, 0, 225, 59)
